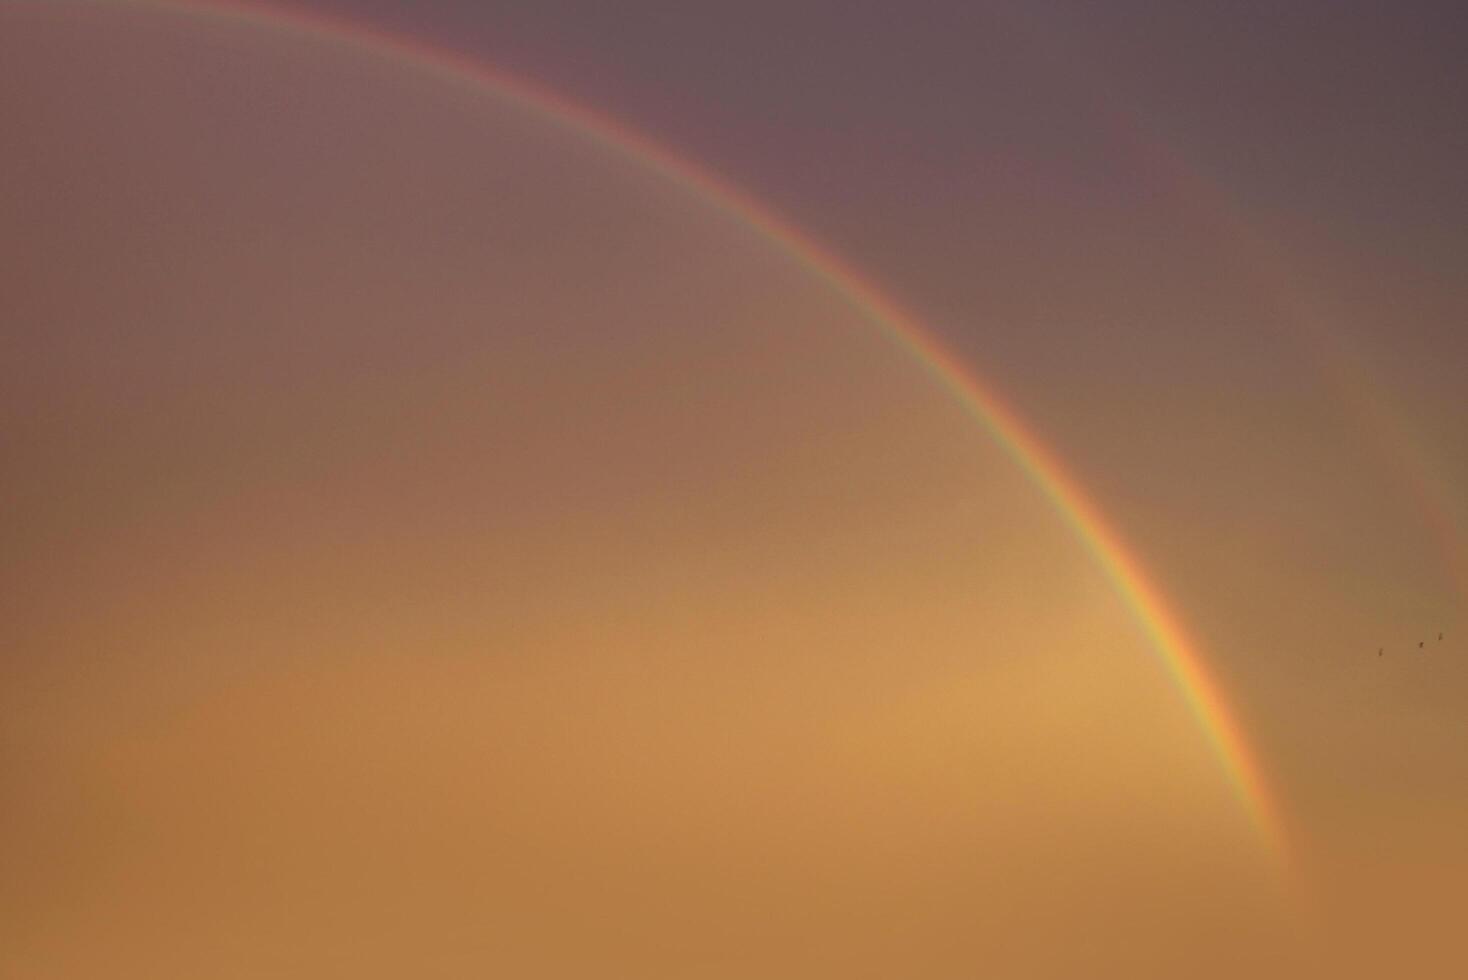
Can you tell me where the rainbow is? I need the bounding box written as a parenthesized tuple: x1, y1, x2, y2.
(102, 0, 1290, 863)
(1092, 92, 1468, 611)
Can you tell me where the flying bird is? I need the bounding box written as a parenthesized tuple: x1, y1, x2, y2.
(1419, 640, 1425, 649)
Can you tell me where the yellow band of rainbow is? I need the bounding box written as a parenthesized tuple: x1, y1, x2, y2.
(111, 0, 1290, 867)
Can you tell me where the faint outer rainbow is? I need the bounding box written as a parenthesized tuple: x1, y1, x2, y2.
(1007, 3, 1467, 613)
(116, 0, 1290, 864)
(1088, 93, 1468, 613)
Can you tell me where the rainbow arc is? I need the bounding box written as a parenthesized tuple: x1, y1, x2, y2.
(115, 0, 1291, 867)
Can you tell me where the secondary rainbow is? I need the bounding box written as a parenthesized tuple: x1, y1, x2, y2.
(1092, 92, 1468, 610)
(113, 0, 1291, 864)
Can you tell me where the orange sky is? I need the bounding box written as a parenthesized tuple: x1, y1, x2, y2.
(2, 4, 1465, 976)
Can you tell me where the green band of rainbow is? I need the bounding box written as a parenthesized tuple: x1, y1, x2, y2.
(112, 0, 1289, 866)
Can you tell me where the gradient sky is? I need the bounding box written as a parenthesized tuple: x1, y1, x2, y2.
(2, 1, 1465, 976)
